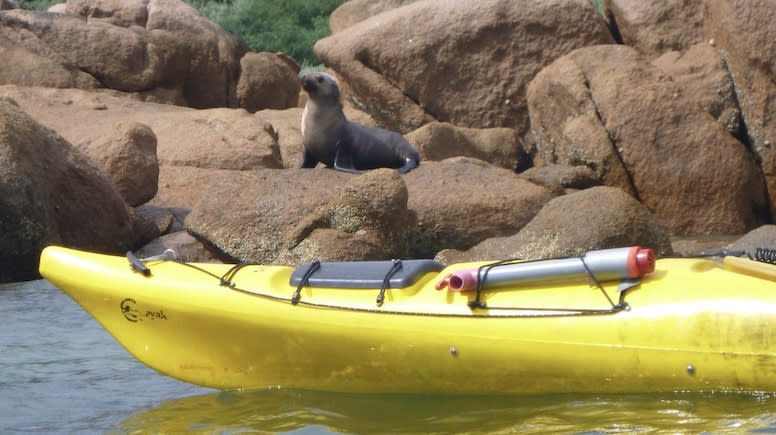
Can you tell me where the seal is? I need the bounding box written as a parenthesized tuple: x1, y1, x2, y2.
(300, 72, 420, 174)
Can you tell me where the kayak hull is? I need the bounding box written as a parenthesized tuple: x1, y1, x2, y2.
(39, 246, 776, 394)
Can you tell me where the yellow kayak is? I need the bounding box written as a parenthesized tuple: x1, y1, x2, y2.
(38, 245, 776, 394)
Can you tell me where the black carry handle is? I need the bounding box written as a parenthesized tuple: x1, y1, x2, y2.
(126, 251, 151, 277)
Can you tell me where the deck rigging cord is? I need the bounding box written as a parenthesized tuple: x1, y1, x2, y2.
(465, 254, 631, 316)
(376, 259, 403, 307)
(125, 247, 776, 317)
(292, 260, 320, 304)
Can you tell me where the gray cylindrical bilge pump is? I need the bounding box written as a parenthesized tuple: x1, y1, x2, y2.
(438, 246, 656, 292)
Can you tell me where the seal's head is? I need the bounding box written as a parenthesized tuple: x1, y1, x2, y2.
(301, 72, 341, 105)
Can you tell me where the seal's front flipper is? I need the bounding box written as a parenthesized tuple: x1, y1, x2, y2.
(300, 150, 319, 168)
(397, 157, 419, 174)
(333, 147, 362, 174)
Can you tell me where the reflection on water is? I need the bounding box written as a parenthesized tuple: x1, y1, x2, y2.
(113, 389, 776, 434)
(3, 280, 776, 434)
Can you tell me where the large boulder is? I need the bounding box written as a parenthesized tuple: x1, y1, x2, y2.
(405, 122, 526, 171)
(237, 52, 301, 113)
(604, 0, 704, 57)
(184, 169, 353, 264)
(185, 159, 557, 264)
(704, 0, 776, 218)
(0, 86, 283, 171)
(0, 0, 249, 108)
(78, 121, 159, 207)
(0, 85, 286, 249)
(274, 169, 416, 264)
(438, 186, 673, 263)
(328, 0, 420, 33)
(65, 0, 149, 26)
(651, 42, 741, 136)
(0, 98, 143, 282)
(185, 168, 415, 265)
(151, 165, 247, 230)
(315, 0, 614, 134)
(0, 27, 101, 89)
(517, 164, 600, 193)
(527, 44, 769, 235)
(403, 158, 558, 258)
(727, 225, 776, 255)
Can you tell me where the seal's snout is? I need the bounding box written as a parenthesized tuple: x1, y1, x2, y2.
(301, 75, 317, 93)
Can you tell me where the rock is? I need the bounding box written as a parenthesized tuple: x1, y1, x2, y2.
(48, 3, 66, 13)
(329, 0, 420, 33)
(403, 158, 558, 258)
(0, 0, 249, 108)
(527, 44, 769, 235)
(405, 122, 526, 171)
(0, 9, 153, 91)
(604, 0, 704, 57)
(0, 27, 102, 89)
(185, 160, 557, 264)
(315, 0, 614, 134)
(651, 43, 741, 136)
(256, 108, 304, 168)
(237, 52, 302, 113)
(134, 204, 174, 235)
(727, 225, 776, 255)
(134, 230, 220, 263)
(275, 168, 415, 264)
(146, 107, 282, 170)
(0, 98, 140, 282)
(150, 165, 246, 230)
(78, 122, 159, 207)
(0, 86, 282, 171)
(438, 186, 673, 264)
(129, 207, 163, 249)
(185, 169, 353, 263)
(0, 86, 287, 243)
(66, 0, 149, 27)
(517, 164, 599, 193)
(670, 234, 741, 257)
(705, 0, 776, 218)
(527, 51, 635, 196)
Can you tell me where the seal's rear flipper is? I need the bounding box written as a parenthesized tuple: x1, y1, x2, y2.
(333, 147, 362, 174)
(397, 157, 418, 174)
(300, 150, 319, 168)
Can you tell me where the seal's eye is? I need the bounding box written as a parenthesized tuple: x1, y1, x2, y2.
(316, 76, 324, 83)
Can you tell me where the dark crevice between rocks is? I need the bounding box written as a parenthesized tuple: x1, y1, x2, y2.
(715, 50, 774, 224)
(603, 8, 624, 45)
(580, 71, 640, 202)
(717, 51, 756, 157)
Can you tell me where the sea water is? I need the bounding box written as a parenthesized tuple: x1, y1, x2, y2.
(2, 280, 776, 434)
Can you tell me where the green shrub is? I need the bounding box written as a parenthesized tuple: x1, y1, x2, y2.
(186, 0, 346, 66)
(15, 0, 344, 67)
(589, 0, 605, 14)
(15, 0, 59, 10)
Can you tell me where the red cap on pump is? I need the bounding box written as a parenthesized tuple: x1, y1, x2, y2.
(627, 246, 655, 277)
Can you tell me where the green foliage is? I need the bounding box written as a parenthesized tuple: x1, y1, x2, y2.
(16, 0, 343, 67)
(15, 0, 59, 10)
(186, 0, 346, 66)
(589, 0, 605, 14)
